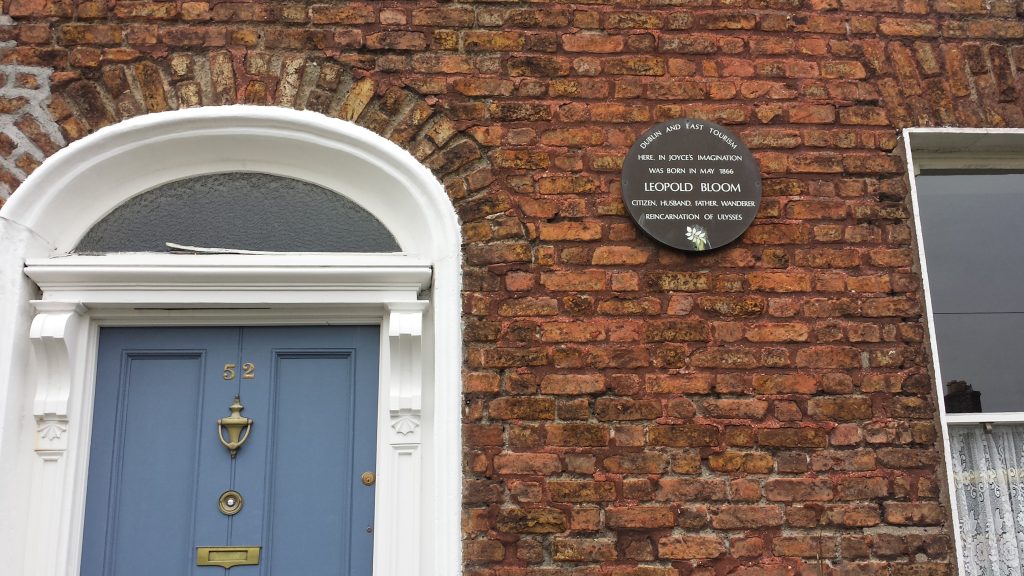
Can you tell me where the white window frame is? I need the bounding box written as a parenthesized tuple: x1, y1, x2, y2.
(902, 127, 1024, 575)
(0, 106, 463, 576)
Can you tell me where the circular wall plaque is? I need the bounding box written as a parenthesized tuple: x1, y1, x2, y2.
(621, 119, 762, 251)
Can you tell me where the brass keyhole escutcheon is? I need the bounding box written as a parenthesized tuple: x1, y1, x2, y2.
(361, 471, 375, 486)
(219, 490, 243, 516)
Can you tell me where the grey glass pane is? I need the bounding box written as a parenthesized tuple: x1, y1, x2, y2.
(75, 172, 400, 253)
(932, 313, 1024, 413)
(916, 174, 1024, 314)
(916, 173, 1024, 413)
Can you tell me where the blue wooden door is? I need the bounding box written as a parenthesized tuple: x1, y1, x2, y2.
(82, 326, 379, 576)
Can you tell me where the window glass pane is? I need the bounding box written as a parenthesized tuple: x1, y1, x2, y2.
(916, 174, 1024, 413)
(75, 172, 400, 253)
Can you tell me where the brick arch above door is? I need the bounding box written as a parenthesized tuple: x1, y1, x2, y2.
(0, 53, 524, 252)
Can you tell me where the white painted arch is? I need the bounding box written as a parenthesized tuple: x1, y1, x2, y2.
(0, 106, 463, 576)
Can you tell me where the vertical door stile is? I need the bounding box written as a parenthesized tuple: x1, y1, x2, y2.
(194, 328, 237, 574)
(187, 336, 210, 576)
(227, 327, 243, 551)
(230, 326, 270, 576)
(101, 349, 133, 574)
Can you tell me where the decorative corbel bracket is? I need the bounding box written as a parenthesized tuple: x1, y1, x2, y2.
(29, 301, 86, 460)
(386, 302, 427, 444)
(380, 301, 428, 576)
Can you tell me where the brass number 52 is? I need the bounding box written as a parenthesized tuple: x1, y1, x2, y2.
(223, 363, 256, 380)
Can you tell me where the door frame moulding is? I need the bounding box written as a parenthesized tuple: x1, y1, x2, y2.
(0, 106, 463, 576)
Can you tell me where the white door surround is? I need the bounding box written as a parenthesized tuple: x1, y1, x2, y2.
(0, 106, 463, 576)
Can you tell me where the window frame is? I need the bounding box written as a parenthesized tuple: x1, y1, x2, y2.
(903, 127, 1024, 575)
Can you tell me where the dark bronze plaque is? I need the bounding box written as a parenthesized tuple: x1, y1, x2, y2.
(621, 119, 762, 251)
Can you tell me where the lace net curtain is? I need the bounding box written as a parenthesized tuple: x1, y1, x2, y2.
(951, 425, 1024, 576)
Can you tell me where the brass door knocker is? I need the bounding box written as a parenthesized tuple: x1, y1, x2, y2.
(217, 395, 252, 458)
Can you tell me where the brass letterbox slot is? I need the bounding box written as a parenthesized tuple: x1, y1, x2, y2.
(196, 546, 261, 568)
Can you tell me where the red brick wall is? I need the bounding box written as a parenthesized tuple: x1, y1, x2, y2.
(6, 1, 1024, 574)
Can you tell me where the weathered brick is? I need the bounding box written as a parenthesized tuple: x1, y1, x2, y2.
(711, 505, 785, 528)
(808, 396, 873, 421)
(540, 373, 605, 395)
(690, 347, 759, 369)
(836, 477, 889, 500)
(812, 449, 878, 472)
(698, 296, 766, 317)
(822, 504, 881, 527)
(60, 24, 123, 45)
(595, 398, 661, 421)
(552, 538, 616, 562)
(549, 480, 616, 503)
(650, 424, 720, 447)
(496, 507, 567, 533)
(592, 246, 650, 265)
(498, 297, 558, 317)
(597, 297, 661, 316)
(643, 319, 710, 342)
(647, 272, 710, 291)
(765, 478, 834, 501)
(795, 346, 862, 369)
(708, 451, 774, 474)
(464, 539, 505, 563)
(538, 220, 602, 241)
(658, 535, 726, 559)
(745, 322, 810, 342)
(607, 506, 676, 529)
(494, 453, 562, 475)
(748, 271, 812, 292)
(309, 4, 374, 24)
(603, 56, 665, 75)
(541, 271, 607, 291)
(758, 427, 827, 448)
(365, 31, 426, 51)
(603, 452, 668, 474)
(702, 399, 768, 420)
(646, 373, 713, 394)
(546, 424, 610, 447)
(562, 32, 624, 53)
(884, 502, 945, 525)
(753, 373, 817, 394)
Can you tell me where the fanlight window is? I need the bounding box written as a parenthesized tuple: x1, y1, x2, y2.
(75, 172, 400, 254)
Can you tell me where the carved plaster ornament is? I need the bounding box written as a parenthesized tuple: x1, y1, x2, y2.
(28, 301, 86, 460)
(387, 304, 426, 443)
(391, 415, 420, 436)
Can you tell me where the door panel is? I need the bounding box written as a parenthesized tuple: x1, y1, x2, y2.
(83, 328, 235, 576)
(233, 326, 379, 576)
(82, 326, 379, 576)
(267, 354, 357, 574)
